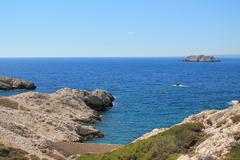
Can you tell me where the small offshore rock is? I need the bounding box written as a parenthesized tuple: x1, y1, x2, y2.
(0, 77, 36, 90)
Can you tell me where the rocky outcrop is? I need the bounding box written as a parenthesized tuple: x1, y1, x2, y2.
(0, 88, 114, 159)
(134, 102, 240, 160)
(0, 77, 36, 90)
(184, 55, 220, 62)
(84, 89, 114, 111)
(177, 102, 240, 160)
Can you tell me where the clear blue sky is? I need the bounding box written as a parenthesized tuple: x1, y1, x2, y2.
(0, 0, 240, 57)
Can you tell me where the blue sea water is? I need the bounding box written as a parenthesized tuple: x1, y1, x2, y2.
(0, 57, 240, 144)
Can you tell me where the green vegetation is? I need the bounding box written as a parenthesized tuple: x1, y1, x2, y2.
(77, 123, 205, 160)
(225, 143, 240, 160)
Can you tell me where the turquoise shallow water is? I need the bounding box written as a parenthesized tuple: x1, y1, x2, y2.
(0, 57, 240, 144)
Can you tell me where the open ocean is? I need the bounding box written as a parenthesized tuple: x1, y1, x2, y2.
(0, 57, 240, 144)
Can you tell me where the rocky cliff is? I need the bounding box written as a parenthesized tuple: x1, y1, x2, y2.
(0, 77, 36, 90)
(184, 55, 220, 62)
(0, 88, 114, 159)
(178, 102, 240, 160)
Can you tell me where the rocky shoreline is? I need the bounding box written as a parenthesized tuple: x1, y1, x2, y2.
(132, 102, 240, 160)
(0, 87, 114, 159)
(77, 102, 240, 160)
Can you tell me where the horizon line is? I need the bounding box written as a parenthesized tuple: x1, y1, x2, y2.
(0, 55, 240, 58)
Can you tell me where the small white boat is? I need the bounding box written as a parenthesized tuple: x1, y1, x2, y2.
(172, 84, 187, 88)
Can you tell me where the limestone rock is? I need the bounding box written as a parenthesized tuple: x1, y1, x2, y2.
(184, 55, 220, 62)
(178, 104, 240, 160)
(0, 77, 36, 90)
(134, 103, 240, 160)
(0, 88, 114, 159)
(84, 89, 115, 111)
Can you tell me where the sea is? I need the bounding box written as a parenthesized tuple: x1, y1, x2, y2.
(0, 57, 239, 144)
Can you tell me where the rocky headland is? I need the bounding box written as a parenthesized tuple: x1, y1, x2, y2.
(0, 87, 114, 159)
(78, 102, 240, 160)
(0, 76, 36, 90)
(184, 55, 220, 62)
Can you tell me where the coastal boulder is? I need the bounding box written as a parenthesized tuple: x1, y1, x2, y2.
(84, 89, 115, 111)
(54, 88, 115, 111)
(184, 55, 220, 62)
(0, 77, 36, 90)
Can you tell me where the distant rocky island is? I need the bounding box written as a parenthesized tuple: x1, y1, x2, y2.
(184, 55, 220, 62)
(0, 77, 36, 90)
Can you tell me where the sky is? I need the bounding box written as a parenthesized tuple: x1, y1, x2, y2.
(0, 0, 240, 57)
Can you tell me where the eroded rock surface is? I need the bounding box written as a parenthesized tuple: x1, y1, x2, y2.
(135, 102, 240, 160)
(184, 55, 220, 62)
(178, 103, 240, 160)
(0, 88, 114, 159)
(0, 77, 36, 90)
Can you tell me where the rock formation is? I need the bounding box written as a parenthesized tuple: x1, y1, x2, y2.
(134, 102, 240, 160)
(184, 55, 220, 62)
(0, 88, 114, 159)
(0, 77, 36, 90)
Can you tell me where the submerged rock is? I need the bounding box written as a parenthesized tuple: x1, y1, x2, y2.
(184, 55, 220, 62)
(0, 88, 114, 159)
(0, 77, 36, 90)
